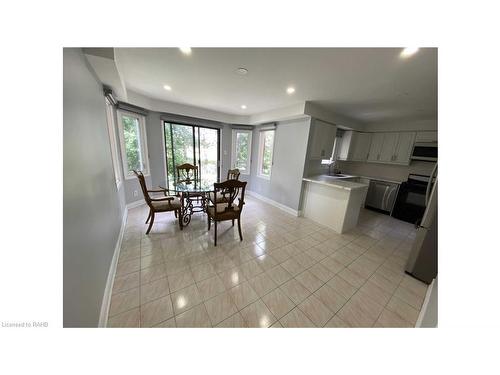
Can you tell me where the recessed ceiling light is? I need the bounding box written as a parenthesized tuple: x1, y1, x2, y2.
(163, 84, 172, 91)
(179, 47, 192, 55)
(400, 47, 419, 58)
(241, 105, 247, 109)
(236, 68, 248, 75)
(286, 87, 296, 94)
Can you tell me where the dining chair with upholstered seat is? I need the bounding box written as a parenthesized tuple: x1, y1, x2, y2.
(133, 170, 182, 234)
(227, 168, 240, 180)
(206, 179, 247, 246)
(175, 162, 206, 211)
(176, 163, 198, 184)
(208, 168, 241, 205)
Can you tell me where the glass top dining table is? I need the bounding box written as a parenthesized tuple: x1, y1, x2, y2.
(170, 179, 217, 228)
(171, 179, 216, 194)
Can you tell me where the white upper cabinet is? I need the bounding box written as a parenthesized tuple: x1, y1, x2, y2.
(350, 132, 372, 161)
(379, 132, 399, 162)
(336, 130, 417, 165)
(367, 133, 385, 162)
(415, 131, 437, 143)
(393, 132, 416, 164)
(309, 120, 336, 159)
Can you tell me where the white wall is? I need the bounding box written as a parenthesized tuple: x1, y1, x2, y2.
(63, 48, 126, 327)
(248, 118, 312, 211)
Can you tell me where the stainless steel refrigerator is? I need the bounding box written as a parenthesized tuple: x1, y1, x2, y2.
(405, 164, 437, 284)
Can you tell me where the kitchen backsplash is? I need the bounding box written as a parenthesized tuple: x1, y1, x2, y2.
(337, 160, 436, 182)
(304, 159, 330, 177)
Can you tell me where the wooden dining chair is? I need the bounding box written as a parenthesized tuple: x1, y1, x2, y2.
(175, 162, 206, 207)
(206, 180, 247, 246)
(176, 163, 198, 184)
(207, 168, 241, 205)
(227, 168, 240, 180)
(133, 171, 182, 234)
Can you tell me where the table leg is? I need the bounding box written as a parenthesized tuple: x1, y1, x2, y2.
(180, 192, 193, 227)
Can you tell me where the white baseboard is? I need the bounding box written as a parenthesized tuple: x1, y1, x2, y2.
(126, 199, 145, 209)
(98, 208, 128, 327)
(416, 277, 437, 327)
(246, 190, 300, 216)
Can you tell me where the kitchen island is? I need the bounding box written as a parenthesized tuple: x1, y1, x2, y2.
(301, 175, 369, 233)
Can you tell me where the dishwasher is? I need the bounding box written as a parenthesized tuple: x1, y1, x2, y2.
(365, 180, 400, 215)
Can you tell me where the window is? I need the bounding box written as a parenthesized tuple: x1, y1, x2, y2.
(257, 129, 275, 179)
(331, 134, 342, 160)
(231, 129, 252, 175)
(117, 110, 149, 179)
(105, 99, 122, 188)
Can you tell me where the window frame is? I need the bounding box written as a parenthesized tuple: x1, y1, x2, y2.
(331, 135, 342, 160)
(117, 109, 150, 180)
(105, 99, 122, 189)
(257, 129, 275, 180)
(162, 121, 221, 189)
(231, 129, 252, 175)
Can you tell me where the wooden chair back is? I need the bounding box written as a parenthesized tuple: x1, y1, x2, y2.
(176, 163, 198, 184)
(227, 168, 241, 180)
(133, 170, 152, 206)
(212, 180, 247, 216)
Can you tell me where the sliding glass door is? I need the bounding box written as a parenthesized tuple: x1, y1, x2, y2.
(164, 122, 220, 189)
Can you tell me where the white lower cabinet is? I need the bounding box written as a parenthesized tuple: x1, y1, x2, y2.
(358, 178, 370, 207)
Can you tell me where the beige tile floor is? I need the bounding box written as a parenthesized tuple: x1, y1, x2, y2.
(107, 196, 428, 328)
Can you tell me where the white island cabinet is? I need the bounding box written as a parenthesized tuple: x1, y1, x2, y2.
(301, 175, 368, 234)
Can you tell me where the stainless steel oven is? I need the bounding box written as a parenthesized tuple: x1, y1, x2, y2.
(392, 170, 436, 224)
(411, 142, 438, 162)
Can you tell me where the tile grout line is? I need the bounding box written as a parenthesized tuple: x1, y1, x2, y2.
(114, 198, 417, 327)
(114, 228, 381, 325)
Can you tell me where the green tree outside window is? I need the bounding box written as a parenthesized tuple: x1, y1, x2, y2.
(122, 115, 143, 173)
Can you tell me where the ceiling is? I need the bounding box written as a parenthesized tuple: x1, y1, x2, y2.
(114, 48, 437, 124)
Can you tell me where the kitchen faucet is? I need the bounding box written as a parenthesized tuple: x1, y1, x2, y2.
(327, 158, 340, 175)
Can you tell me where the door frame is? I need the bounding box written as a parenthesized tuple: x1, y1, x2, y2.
(162, 120, 221, 188)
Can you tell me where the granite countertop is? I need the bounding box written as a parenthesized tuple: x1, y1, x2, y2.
(302, 175, 369, 191)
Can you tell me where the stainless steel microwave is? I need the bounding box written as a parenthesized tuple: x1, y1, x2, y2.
(411, 142, 438, 162)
